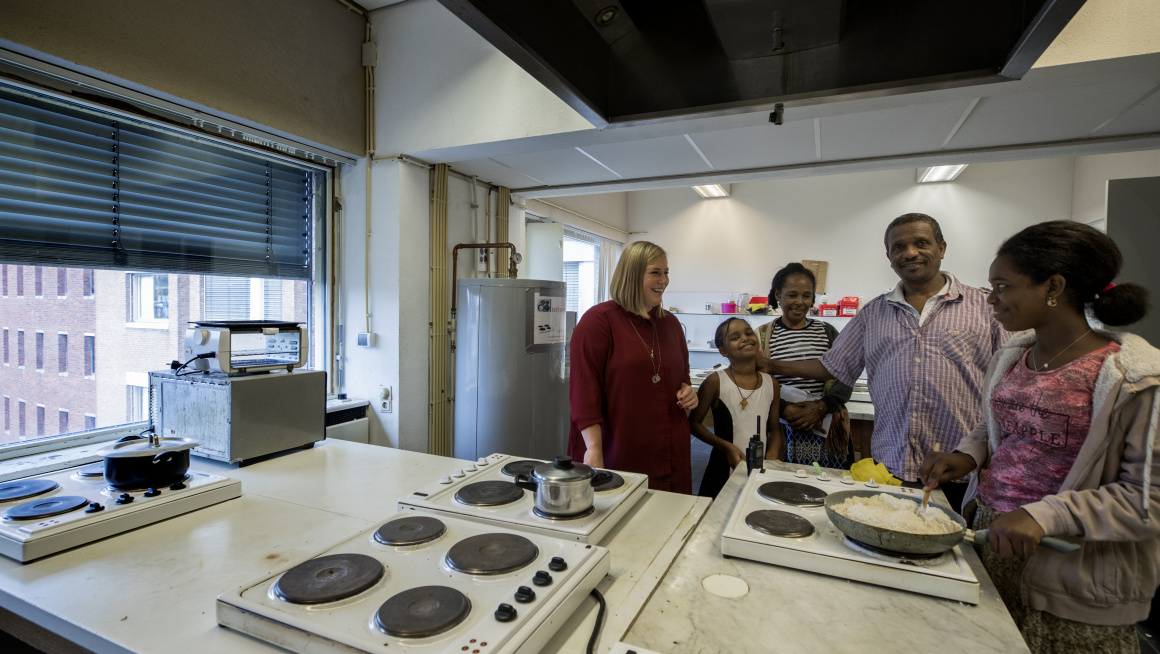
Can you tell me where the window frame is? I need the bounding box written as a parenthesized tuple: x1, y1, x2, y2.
(128, 273, 170, 326)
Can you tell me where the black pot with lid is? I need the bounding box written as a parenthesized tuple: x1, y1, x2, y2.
(100, 432, 198, 490)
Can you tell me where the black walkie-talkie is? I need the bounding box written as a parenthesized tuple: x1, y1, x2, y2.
(746, 415, 763, 473)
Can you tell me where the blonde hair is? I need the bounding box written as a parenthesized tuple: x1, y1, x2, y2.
(610, 241, 668, 318)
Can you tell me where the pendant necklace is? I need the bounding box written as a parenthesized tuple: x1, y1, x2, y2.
(629, 316, 663, 383)
(725, 368, 759, 410)
(1030, 329, 1092, 370)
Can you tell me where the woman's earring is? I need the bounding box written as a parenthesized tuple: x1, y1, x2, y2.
(1047, 296, 1058, 307)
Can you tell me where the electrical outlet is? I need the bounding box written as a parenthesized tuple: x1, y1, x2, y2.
(379, 386, 392, 413)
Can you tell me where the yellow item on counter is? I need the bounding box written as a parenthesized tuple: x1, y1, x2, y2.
(848, 458, 902, 486)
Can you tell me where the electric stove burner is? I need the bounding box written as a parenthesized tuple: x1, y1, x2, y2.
(592, 470, 625, 492)
(842, 536, 944, 561)
(454, 480, 525, 507)
(533, 505, 595, 520)
(758, 481, 827, 507)
(273, 553, 385, 604)
(0, 479, 59, 503)
(374, 516, 446, 546)
(4, 495, 90, 521)
(374, 585, 471, 638)
(445, 533, 538, 575)
(500, 459, 540, 477)
(744, 509, 815, 538)
(76, 463, 105, 478)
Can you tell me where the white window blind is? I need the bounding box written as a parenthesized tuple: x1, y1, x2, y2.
(0, 82, 317, 279)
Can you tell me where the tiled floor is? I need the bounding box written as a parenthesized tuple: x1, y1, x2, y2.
(1141, 623, 1160, 654)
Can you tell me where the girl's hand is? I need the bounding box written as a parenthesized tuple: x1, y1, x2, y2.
(677, 384, 698, 411)
(726, 444, 744, 469)
(920, 452, 977, 491)
(987, 508, 1046, 559)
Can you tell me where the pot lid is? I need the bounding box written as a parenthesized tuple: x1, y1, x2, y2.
(101, 436, 198, 458)
(533, 456, 595, 483)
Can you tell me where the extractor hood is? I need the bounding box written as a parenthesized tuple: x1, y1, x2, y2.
(436, 0, 1086, 127)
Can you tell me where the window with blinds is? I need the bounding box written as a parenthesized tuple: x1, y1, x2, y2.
(0, 81, 319, 279)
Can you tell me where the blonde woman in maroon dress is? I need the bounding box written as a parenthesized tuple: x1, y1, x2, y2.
(568, 241, 698, 493)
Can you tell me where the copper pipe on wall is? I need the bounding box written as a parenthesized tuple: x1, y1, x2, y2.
(496, 187, 510, 277)
(450, 242, 519, 312)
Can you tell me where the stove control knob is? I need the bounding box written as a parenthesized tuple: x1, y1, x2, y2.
(85, 502, 105, 513)
(116, 493, 134, 505)
(514, 586, 536, 603)
(452, 469, 466, 478)
(548, 557, 568, 572)
(865, 478, 879, 488)
(477, 458, 489, 466)
(532, 570, 553, 587)
(494, 603, 517, 622)
(169, 481, 186, 491)
(465, 464, 477, 472)
(439, 476, 453, 484)
(794, 469, 808, 478)
(144, 488, 161, 497)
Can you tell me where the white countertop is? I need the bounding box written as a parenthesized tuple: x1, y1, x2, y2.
(0, 440, 706, 654)
(620, 461, 1029, 654)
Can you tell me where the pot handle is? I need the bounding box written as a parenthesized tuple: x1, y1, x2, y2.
(514, 473, 537, 492)
(968, 529, 1080, 553)
(116, 434, 149, 444)
(152, 451, 179, 466)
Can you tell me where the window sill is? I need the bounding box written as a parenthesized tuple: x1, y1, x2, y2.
(84, 374, 95, 380)
(58, 372, 68, 377)
(125, 322, 169, 330)
(36, 368, 43, 374)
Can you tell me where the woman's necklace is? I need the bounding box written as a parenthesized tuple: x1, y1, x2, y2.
(1030, 329, 1092, 371)
(628, 317, 663, 383)
(725, 367, 759, 410)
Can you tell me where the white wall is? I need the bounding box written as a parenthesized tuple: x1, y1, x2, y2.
(371, 0, 593, 158)
(1071, 150, 1160, 229)
(627, 158, 1076, 306)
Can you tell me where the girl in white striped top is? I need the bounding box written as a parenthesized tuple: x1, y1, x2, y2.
(757, 263, 852, 469)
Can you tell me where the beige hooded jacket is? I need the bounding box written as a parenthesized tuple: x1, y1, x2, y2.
(956, 329, 1160, 625)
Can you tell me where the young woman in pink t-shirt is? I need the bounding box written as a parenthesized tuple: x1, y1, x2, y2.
(921, 221, 1159, 653)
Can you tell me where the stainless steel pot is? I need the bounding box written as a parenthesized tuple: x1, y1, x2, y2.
(100, 433, 198, 490)
(823, 489, 1079, 555)
(514, 456, 596, 517)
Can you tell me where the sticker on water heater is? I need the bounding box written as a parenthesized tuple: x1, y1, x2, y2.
(533, 293, 566, 345)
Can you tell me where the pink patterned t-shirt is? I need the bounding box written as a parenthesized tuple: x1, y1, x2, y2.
(976, 342, 1118, 513)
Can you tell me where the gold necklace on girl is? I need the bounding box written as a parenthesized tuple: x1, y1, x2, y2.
(725, 368, 759, 410)
(629, 318, 663, 383)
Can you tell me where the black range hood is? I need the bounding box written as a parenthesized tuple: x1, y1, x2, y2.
(436, 0, 1086, 127)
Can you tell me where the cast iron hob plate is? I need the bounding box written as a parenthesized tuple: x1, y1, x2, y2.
(374, 516, 447, 546)
(744, 509, 816, 538)
(758, 481, 827, 507)
(375, 585, 471, 638)
(0, 479, 59, 503)
(272, 553, 385, 604)
(4, 495, 90, 521)
(454, 480, 525, 507)
(445, 532, 538, 575)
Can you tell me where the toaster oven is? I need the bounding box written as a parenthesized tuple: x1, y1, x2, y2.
(184, 320, 307, 375)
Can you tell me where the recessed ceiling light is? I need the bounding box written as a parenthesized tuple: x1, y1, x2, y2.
(595, 6, 618, 27)
(916, 164, 968, 183)
(693, 184, 731, 198)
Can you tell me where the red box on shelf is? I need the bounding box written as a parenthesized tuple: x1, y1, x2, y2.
(839, 296, 860, 317)
(818, 304, 840, 317)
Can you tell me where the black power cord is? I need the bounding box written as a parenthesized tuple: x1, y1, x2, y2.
(170, 352, 216, 375)
(586, 588, 606, 654)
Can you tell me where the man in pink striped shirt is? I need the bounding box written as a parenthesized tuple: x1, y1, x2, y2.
(763, 214, 1008, 512)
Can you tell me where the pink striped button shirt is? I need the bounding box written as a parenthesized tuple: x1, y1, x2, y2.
(821, 275, 1009, 481)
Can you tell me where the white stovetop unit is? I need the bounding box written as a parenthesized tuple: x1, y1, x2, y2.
(721, 466, 980, 604)
(217, 510, 610, 654)
(0, 463, 241, 562)
(398, 453, 648, 544)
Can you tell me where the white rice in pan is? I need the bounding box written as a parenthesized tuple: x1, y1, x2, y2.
(833, 493, 960, 535)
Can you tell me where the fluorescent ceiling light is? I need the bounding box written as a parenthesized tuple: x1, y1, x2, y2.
(916, 165, 969, 183)
(693, 183, 731, 198)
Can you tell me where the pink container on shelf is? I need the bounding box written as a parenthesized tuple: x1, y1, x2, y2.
(720, 302, 737, 314)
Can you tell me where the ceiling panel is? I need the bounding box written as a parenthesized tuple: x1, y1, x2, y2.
(689, 119, 818, 171)
(491, 148, 623, 186)
(444, 158, 546, 189)
(949, 80, 1159, 149)
(1096, 85, 1160, 137)
(821, 99, 976, 161)
(580, 135, 712, 178)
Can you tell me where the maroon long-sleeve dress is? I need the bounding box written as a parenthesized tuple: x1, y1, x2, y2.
(568, 301, 692, 494)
